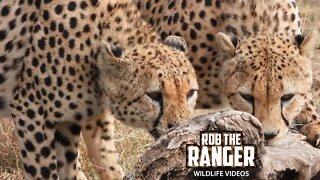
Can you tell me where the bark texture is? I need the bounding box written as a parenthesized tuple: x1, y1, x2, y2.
(124, 111, 320, 180)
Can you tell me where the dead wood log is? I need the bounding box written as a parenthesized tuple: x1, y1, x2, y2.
(124, 111, 320, 180)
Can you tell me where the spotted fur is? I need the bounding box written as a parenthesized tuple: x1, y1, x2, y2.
(0, 0, 198, 179)
(135, 0, 320, 145)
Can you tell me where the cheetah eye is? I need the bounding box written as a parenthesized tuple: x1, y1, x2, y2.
(240, 93, 255, 103)
(281, 93, 295, 102)
(187, 89, 197, 99)
(146, 91, 163, 102)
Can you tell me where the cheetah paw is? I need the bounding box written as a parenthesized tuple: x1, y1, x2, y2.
(300, 122, 320, 148)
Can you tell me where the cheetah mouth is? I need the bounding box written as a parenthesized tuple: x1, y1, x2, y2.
(149, 125, 180, 140)
(149, 127, 166, 140)
(263, 138, 280, 146)
(263, 130, 290, 146)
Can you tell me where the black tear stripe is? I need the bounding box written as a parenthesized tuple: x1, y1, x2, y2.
(252, 101, 255, 116)
(149, 100, 164, 139)
(281, 103, 290, 126)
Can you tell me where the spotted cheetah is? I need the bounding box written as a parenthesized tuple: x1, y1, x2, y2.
(135, 0, 320, 146)
(0, 0, 198, 179)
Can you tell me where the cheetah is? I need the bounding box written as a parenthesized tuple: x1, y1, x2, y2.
(135, 0, 320, 146)
(0, 0, 198, 179)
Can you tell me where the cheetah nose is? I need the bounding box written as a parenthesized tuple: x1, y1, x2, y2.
(167, 123, 175, 129)
(264, 130, 279, 140)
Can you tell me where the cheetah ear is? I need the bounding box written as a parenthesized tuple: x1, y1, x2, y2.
(216, 32, 239, 56)
(99, 41, 132, 67)
(163, 35, 188, 53)
(296, 30, 319, 58)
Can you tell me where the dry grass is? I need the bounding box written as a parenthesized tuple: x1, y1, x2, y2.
(0, 120, 152, 179)
(79, 122, 152, 179)
(0, 1, 319, 179)
(298, 0, 320, 32)
(0, 120, 24, 180)
(297, 1, 320, 109)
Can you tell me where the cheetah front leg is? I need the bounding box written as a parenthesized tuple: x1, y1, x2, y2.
(295, 96, 320, 148)
(10, 107, 60, 179)
(82, 110, 124, 180)
(55, 122, 87, 180)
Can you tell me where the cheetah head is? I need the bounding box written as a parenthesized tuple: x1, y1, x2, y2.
(98, 36, 198, 139)
(217, 31, 318, 142)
